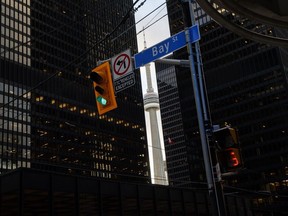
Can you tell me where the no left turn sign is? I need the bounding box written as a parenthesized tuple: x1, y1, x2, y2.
(114, 53, 130, 76)
(112, 49, 133, 80)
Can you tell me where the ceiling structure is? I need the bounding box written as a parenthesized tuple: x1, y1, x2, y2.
(195, 0, 288, 47)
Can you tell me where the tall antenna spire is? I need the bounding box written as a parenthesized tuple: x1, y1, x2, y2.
(143, 27, 153, 92)
(143, 27, 147, 49)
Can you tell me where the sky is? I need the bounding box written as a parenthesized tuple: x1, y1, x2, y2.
(134, 0, 170, 94)
(134, 0, 170, 183)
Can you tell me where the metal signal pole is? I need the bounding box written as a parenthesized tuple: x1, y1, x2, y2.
(180, 0, 227, 215)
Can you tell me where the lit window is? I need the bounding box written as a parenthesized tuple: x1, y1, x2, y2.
(36, 96, 44, 102)
(59, 103, 67, 108)
(80, 109, 87, 114)
(70, 106, 77, 111)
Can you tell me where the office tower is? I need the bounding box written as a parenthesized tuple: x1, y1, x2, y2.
(155, 59, 193, 187)
(160, 1, 288, 213)
(0, 0, 150, 183)
(157, 61, 197, 188)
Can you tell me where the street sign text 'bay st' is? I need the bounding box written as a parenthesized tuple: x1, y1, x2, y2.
(134, 24, 200, 69)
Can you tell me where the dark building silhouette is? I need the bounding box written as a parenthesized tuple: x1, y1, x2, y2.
(0, 168, 255, 216)
(0, 0, 149, 183)
(156, 1, 288, 214)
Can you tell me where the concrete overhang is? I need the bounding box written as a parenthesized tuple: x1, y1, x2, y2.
(196, 0, 288, 47)
(214, 0, 288, 28)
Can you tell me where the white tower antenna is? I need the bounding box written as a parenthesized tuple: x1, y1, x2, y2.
(142, 28, 168, 185)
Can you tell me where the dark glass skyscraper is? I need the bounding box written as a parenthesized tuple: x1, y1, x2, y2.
(155, 59, 193, 187)
(0, 0, 149, 183)
(159, 1, 288, 214)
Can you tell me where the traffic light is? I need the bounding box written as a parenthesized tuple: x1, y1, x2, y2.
(90, 62, 117, 115)
(213, 126, 243, 173)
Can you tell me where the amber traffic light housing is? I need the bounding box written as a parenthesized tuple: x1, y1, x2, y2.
(90, 62, 117, 115)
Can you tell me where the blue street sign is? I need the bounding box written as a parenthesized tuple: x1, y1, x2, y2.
(134, 24, 200, 69)
(189, 24, 200, 43)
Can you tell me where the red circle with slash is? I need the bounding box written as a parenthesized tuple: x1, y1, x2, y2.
(113, 53, 131, 76)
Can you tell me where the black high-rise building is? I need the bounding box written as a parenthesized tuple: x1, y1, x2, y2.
(0, 0, 149, 183)
(156, 59, 194, 187)
(158, 1, 288, 214)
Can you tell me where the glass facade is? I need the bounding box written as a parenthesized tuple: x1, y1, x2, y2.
(0, 0, 149, 183)
(163, 1, 288, 214)
(0, 82, 31, 170)
(155, 60, 191, 187)
(1, 0, 31, 65)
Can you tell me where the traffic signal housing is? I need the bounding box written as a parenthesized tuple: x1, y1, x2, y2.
(213, 126, 243, 173)
(90, 62, 117, 115)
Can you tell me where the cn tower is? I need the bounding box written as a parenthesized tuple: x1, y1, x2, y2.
(142, 31, 168, 185)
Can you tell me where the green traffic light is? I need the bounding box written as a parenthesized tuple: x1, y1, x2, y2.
(96, 96, 107, 106)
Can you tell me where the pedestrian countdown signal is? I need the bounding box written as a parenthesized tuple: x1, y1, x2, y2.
(214, 126, 243, 173)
